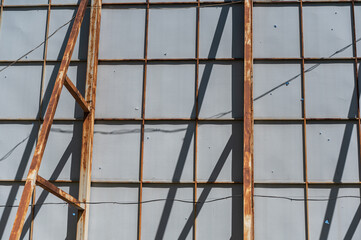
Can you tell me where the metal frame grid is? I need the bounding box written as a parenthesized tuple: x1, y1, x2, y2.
(253, 0, 361, 239)
(0, 0, 246, 239)
(93, 1, 244, 239)
(1, 0, 361, 239)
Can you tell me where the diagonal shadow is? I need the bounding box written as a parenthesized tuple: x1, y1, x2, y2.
(20, 123, 82, 239)
(317, 69, 359, 239)
(178, 136, 234, 239)
(153, 6, 231, 240)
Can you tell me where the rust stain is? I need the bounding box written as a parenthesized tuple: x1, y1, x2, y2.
(243, 0, 254, 239)
(76, 0, 101, 239)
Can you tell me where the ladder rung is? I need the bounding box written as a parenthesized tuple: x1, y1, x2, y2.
(36, 175, 84, 211)
(64, 75, 90, 113)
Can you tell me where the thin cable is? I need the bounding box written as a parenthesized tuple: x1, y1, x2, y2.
(0, 16, 76, 74)
(0, 0, 242, 75)
(0, 194, 360, 208)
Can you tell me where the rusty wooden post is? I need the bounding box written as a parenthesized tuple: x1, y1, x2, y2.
(243, 0, 254, 239)
(76, 0, 101, 239)
(9, 1, 89, 239)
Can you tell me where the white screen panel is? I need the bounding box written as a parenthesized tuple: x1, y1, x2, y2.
(254, 186, 306, 240)
(307, 122, 360, 182)
(303, 5, 353, 58)
(92, 123, 141, 181)
(146, 63, 195, 118)
(198, 62, 243, 119)
(0, 8, 47, 60)
(0, 122, 38, 180)
(96, 64, 144, 118)
(141, 185, 194, 240)
(102, 0, 145, 3)
(254, 123, 304, 182)
(197, 123, 242, 182)
(4, 0, 48, 4)
(88, 184, 139, 240)
(47, 8, 89, 60)
(148, 7, 196, 59)
(99, 7, 146, 59)
(143, 123, 194, 181)
(0, 64, 42, 119)
(305, 62, 357, 118)
(199, 5, 243, 58)
(254, 63, 302, 119)
(40, 122, 82, 181)
(196, 185, 242, 240)
(308, 187, 361, 240)
(254, 5, 300, 58)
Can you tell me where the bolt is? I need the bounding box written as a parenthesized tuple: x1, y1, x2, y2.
(285, 82, 289, 86)
(274, 25, 277, 28)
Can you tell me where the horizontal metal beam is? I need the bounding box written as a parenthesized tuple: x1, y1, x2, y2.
(64, 75, 90, 113)
(36, 175, 84, 210)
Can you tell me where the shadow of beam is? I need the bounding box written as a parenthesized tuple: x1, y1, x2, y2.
(153, 6, 231, 240)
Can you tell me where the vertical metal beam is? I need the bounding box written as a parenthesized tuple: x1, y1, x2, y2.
(299, 2, 310, 239)
(9, 0, 89, 239)
(76, 0, 101, 239)
(243, 0, 254, 239)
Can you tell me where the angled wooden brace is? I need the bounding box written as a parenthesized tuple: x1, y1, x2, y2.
(9, 0, 91, 239)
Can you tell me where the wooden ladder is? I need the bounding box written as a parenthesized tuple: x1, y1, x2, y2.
(9, 0, 101, 239)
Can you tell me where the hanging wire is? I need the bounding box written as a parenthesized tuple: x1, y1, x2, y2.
(0, 194, 360, 208)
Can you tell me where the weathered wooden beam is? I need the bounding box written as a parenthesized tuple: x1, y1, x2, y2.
(76, 0, 101, 239)
(36, 175, 84, 211)
(243, 0, 254, 239)
(10, 0, 89, 239)
(64, 75, 90, 113)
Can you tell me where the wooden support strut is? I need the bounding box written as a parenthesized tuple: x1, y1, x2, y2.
(36, 176, 84, 211)
(9, 0, 89, 239)
(64, 75, 90, 113)
(76, 0, 101, 239)
(243, 0, 254, 239)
